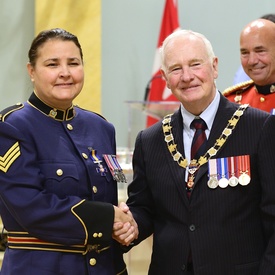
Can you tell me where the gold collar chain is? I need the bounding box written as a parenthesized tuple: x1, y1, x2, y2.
(162, 104, 249, 170)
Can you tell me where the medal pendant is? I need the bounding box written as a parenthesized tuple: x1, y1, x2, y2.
(238, 155, 251, 186)
(96, 164, 107, 176)
(208, 159, 218, 189)
(207, 176, 218, 189)
(228, 157, 238, 187)
(187, 175, 194, 189)
(189, 160, 198, 174)
(218, 177, 229, 188)
(187, 160, 198, 189)
(119, 173, 127, 183)
(89, 148, 107, 176)
(228, 176, 238, 187)
(113, 171, 121, 182)
(239, 173, 250, 186)
(116, 169, 127, 183)
(216, 157, 229, 188)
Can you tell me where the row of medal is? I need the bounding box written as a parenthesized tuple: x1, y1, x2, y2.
(103, 154, 127, 183)
(88, 147, 127, 183)
(207, 155, 251, 189)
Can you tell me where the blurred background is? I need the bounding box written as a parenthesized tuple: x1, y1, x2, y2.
(1, 0, 274, 273)
(1, 0, 274, 149)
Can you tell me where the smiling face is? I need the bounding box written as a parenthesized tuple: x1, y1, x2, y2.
(27, 39, 84, 109)
(240, 19, 275, 86)
(160, 33, 218, 115)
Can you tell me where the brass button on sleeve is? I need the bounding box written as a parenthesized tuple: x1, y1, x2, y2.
(89, 258, 96, 266)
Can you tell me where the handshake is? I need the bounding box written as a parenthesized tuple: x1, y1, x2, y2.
(112, 202, 139, 246)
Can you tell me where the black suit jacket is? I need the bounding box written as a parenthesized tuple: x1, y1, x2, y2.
(127, 95, 275, 275)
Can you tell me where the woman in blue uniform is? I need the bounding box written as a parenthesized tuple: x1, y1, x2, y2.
(0, 28, 136, 275)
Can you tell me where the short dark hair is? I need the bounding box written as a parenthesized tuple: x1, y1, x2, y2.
(261, 13, 275, 23)
(28, 28, 83, 67)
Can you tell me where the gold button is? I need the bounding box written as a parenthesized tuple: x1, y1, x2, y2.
(93, 233, 98, 238)
(67, 124, 73, 130)
(98, 232, 103, 238)
(89, 258, 96, 266)
(82, 153, 88, 159)
(260, 97, 265, 102)
(92, 186, 97, 193)
(56, 169, 63, 176)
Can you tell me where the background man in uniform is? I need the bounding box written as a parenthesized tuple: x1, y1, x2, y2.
(232, 13, 275, 85)
(224, 17, 275, 113)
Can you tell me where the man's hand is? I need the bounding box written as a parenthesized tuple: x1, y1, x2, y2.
(112, 202, 139, 246)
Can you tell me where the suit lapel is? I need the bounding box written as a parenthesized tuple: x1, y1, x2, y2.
(163, 109, 190, 204)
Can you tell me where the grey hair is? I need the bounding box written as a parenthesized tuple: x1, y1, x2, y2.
(159, 29, 216, 72)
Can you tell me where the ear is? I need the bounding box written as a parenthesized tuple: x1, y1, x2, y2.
(160, 69, 170, 89)
(27, 63, 35, 82)
(212, 57, 219, 79)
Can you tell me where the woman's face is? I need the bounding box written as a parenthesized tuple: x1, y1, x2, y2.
(27, 39, 84, 109)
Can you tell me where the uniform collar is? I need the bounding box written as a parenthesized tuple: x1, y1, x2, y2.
(28, 92, 75, 121)
(255, 83, 275, 95)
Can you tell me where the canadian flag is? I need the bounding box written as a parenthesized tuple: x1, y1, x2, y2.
(145, 0, 180, 127)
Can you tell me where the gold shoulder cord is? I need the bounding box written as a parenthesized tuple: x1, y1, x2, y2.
(223, 80, 254, 96)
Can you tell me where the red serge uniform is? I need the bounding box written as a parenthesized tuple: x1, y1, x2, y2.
(223, 80, 275, 113)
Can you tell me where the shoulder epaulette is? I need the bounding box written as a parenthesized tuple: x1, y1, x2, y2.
(91, 111, 107, 121)
(0, 103, 24, 122)
(223, 80, 254, 96)
(74, 105, 107, 121)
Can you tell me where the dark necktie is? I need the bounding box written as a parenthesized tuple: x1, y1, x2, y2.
(186, 118, 208, 268)
(190, 118, 207, 160)
(186, 118, 207, 195)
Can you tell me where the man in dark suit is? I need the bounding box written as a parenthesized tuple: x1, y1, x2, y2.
(113, 29, 275, 274)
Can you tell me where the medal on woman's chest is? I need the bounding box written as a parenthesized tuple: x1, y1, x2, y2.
(88, 147, 107, 176)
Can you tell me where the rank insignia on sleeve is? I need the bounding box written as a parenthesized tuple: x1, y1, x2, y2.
(0, 142, 21, 173)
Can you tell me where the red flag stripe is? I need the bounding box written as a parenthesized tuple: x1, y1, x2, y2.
(146, 0, 180, 127)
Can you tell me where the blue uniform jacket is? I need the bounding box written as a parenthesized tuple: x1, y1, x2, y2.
(0, 92, 127, 275)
